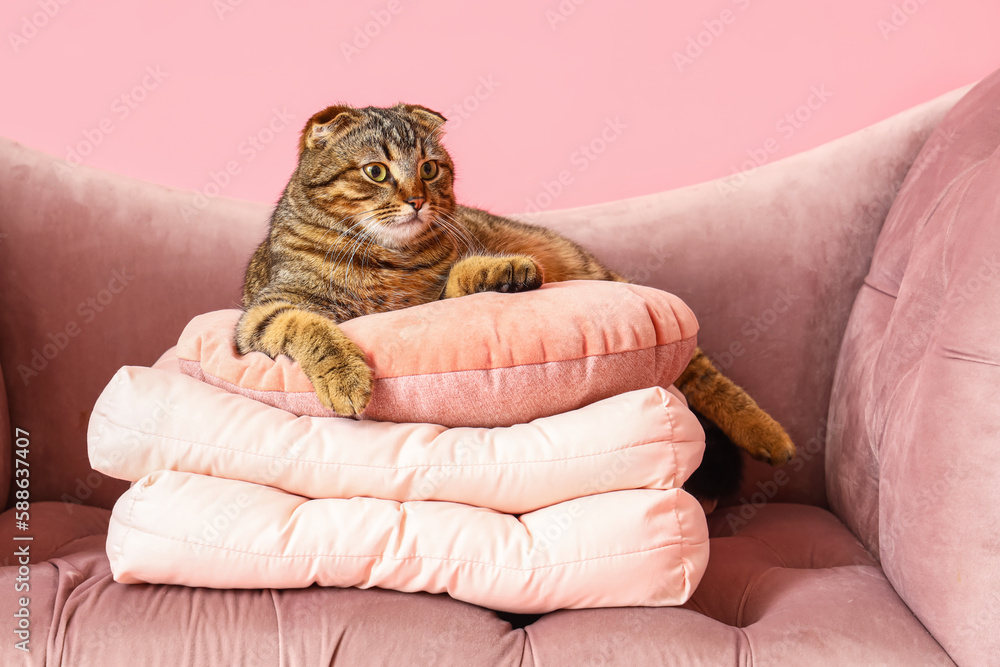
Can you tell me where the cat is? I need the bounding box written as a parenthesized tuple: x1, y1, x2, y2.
(237, 103, 795, 476)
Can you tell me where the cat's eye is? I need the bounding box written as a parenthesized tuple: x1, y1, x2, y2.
(363, 163, 389, 182)
(420, 160, 439, 181)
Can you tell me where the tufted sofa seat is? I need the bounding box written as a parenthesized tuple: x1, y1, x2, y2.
(2, 68, 999, 665)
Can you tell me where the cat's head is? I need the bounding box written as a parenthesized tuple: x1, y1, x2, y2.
(292, 103, 456, 250)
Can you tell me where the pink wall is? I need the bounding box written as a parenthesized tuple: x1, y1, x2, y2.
(3, 1, 999, 215)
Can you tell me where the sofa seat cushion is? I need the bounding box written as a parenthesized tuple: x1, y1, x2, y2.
(0, 502, 952, 665)
(0, 500, 111, 565)
(1, 507, 527, 666)
(526, 503, 952, 665)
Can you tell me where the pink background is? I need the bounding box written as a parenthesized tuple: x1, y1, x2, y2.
(3, 1, 999, 215)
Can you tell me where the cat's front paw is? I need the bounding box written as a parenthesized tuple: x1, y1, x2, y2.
(303, 346, 373, 416)
(443, 255, 543, 298)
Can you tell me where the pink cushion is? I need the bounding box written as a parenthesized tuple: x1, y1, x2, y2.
(88, 366, 709, 612)
(176, 280, 698, 427)
(107, 470, 708, 614)
(89, 367, 705, 514)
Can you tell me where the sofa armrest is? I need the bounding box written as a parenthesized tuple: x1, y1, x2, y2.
(0, 137, 272, 509)
(523, 85, 970, 507)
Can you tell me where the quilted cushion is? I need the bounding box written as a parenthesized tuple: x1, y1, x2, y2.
(89, 367, 705, 513)
(88, 365, 709, 612)
(107, 471, 707, 613)
(175, 280, 698, 427)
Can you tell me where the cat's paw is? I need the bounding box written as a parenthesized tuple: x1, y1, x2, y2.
(744, 414, 796, 465)
(303, 346, 373, 416)
(443, 255, 543, 298)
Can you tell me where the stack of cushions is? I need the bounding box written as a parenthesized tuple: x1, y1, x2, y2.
(88, 280, 712, 613)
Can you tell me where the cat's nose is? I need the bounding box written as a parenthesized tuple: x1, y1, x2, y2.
(406, 197, 425, 211)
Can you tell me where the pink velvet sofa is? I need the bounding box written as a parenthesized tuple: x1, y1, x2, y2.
(2, 68, 999, 665)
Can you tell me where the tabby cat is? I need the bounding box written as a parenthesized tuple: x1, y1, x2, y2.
(238, 103, 795, 470)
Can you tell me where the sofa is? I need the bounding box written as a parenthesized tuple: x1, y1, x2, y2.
(2, 66, 998, 665)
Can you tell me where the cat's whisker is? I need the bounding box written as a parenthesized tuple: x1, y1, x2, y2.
(436, 208, 477, 246)
(434, 210, 480, 256)
(437, 223, 473, 258)
(355, 223, 385, 301)
(338, 213, 385, 299)
(428, 209, 469, 248)
(323, 211, 382, 297)
(345, 226, 375, 296)
(320, 209, 379, 287)
(330, 225, 374, 290)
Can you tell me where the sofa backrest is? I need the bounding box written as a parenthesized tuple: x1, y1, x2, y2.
(826, 69, 1000, 665)
(0, 137, 268, 510)
(528, 89, 965, 509)
(0, 86, 968, 514)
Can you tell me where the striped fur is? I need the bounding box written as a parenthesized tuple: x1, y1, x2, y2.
(238, 103, 794, 465)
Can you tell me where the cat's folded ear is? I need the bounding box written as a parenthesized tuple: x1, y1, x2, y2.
(396, 104, 447, 133)
(300, 105, 364, 152)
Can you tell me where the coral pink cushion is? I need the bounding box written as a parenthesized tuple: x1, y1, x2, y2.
(176, 280, 698, 427)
